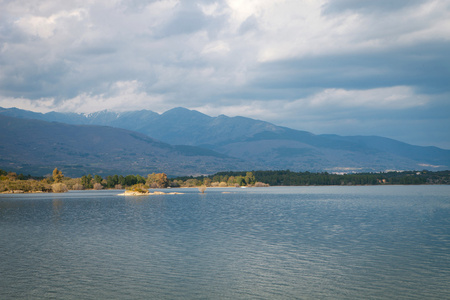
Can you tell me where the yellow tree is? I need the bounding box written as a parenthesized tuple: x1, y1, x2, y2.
(146, 173, 169, 188)
(52, 168, 64, 183)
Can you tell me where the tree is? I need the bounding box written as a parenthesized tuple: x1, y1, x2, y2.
(81, 174, 93, 189)
(106, 175, 118, 188)
(118, 175, 126, 187)
(136, 174, 146, 184)
(52, 168, 63, 183)
(203, 178, 212, 187)
(124, 175, 137, 186)
(235, 176, 245, 186)
(94, 175, 103, 184)
(245, 172, 255, 185)
(147, 173, 169, 188)
(227, 176, 235, 186)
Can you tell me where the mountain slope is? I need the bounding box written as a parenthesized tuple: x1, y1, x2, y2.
(0, 106, 284, 146)
(0, 115, 253, 177)
(1, 106, 449, 172)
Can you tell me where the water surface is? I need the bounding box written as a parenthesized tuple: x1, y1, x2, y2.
(1, 186, 449, 299)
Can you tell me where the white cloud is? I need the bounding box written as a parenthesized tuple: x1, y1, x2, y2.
(15, 9, 86, 39)
(0, 80, 167, 113)
(222, 0, 450, 62)
(0, 97, 57, 113)
(202, 40, 230, 55)
(55, 80, 168, 113)
(302, 86, 429, 109)
(198, 2, 224, 17)
(194, 86, 433, 138)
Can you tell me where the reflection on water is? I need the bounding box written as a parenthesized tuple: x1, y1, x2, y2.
(0, 186, 450, 299)
(52, 199, 63, 222)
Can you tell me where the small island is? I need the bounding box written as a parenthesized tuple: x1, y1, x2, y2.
(117, 182, 184, 196)
(118, 190, 184, 196)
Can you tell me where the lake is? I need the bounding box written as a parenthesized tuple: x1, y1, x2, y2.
(1, 186, 449, 299)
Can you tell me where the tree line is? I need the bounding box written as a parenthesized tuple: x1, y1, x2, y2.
(1, 168, 449, 193)
(200, 170, 450, 186)
(0, 168, 173, 193)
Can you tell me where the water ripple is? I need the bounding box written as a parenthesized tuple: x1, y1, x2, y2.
(1, 186, 449, 299)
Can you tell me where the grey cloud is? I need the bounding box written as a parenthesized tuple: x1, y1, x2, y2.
(322, 0, 428, 14)
(159, 7, 207, 36)
(121, 0, 162, 12)
(155, 1, 226, 38)
(238, 16, 259, 35)
(249, 41, 450, 95)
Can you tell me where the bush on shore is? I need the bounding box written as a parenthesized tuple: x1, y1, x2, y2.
(52, 183, 68, 193)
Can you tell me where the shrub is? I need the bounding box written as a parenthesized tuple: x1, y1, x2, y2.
(170, 180, 182, 188)
(52, 183, 68, 193)
(0, 181, 8, 192)
(72, 183, 84, 190)
(127, 183, 149, 193)
(93, 183, 103, 190)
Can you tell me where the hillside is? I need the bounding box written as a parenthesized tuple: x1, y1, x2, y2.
(0, 115, 253, 177)
(1, 106, 449, 173)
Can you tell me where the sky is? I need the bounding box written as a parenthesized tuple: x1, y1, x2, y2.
(1, 0, 449, 149)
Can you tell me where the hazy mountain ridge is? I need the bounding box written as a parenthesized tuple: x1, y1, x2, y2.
(1, 106, 449, 173)
(0, 114, 253, 177)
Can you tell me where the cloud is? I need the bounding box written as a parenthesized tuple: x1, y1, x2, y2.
(196, 86, 430, 119)
(0, 80, 169, 113)
(302, 86, 428, 109)
(14, 9, 86, 39)
(322, 0, 428, 14)
(202, 40, 230, 55)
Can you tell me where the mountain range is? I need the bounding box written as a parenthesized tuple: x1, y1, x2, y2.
(0, 114, 252, 177)
(1, 106, 449, 177)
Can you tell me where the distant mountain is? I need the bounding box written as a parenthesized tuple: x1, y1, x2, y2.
(1, 106, 449, 173)
(0, 107, 280, 146)
(0, 115, 253, 177)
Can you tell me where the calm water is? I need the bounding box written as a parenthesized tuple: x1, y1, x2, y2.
(1, 186, 449, 299)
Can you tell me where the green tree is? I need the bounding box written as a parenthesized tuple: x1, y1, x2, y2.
(118, 175, 126, 187)
(235, 176, 246, 186)
(81, 174, 93, 189)
(124, 175, 137, 186)
(245, 172, 255, 185)
(227, 176, 235, 186)
(106, 175, 119, 188)
(93, 175, 103, 184)
(136, 174, 146, 184)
